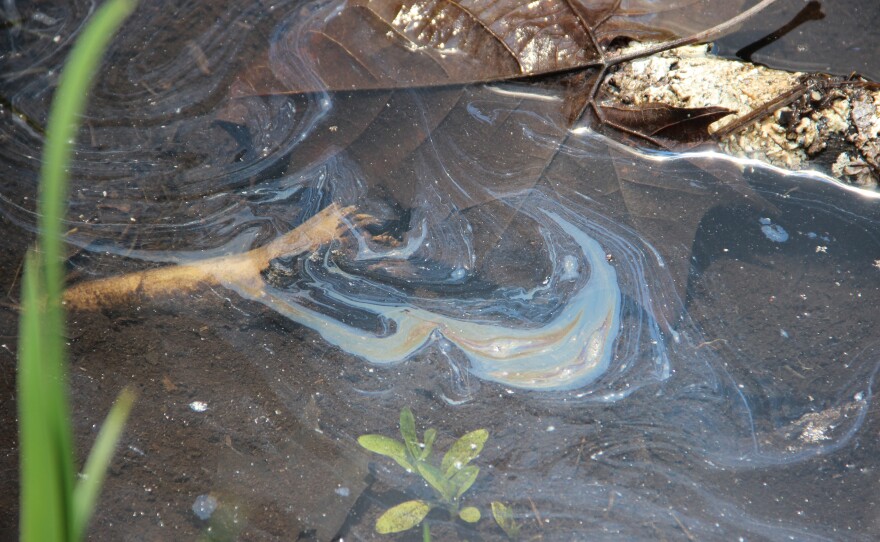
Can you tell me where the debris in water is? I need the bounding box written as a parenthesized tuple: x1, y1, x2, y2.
(603, 43, 880, 188)
(759, 218, 789, 243)
(192, 494, 218, 520)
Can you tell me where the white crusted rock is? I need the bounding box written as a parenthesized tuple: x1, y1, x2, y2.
(603, 43, 880, 188)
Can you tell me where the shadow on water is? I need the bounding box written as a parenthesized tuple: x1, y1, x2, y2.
(1, 1, 879, 540)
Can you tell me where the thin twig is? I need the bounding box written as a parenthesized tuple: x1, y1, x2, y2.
(713, 76, 880, 139)
(605, 0, 781, 66)
(528, 497, 544, 527)
(670, 510, 697, 542)
(581, 0, 783, 147)
(63, 204, 352, 311)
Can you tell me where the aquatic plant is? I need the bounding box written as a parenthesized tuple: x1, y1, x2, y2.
(358, 407, 487, 535)
(17, 0, 136, 540)
(491, 501, 521, 540)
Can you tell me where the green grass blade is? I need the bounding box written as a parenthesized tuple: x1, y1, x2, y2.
(72, 388, 136, 540)
(38, 0, 138, 415)
(39, 0, 137, 301)
(18, 252, 66, 542)
(19, 0, 138, 540)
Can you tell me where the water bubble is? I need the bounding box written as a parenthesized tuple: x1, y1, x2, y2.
(560, 254, 579, 280)
(192, 494, 218, 520)
(759, 218, 789, 243)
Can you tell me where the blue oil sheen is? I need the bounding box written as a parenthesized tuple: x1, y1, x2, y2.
(228, 204, 621, 391)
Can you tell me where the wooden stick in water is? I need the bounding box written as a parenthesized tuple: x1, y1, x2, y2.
(63, 203, 352, 311)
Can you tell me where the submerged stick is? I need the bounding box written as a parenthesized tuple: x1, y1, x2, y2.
(63, 203, 352, 311)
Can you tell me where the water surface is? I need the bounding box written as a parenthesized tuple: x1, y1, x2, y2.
(1, 1, 879, 539)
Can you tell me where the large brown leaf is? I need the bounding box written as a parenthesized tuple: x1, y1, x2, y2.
(237, 0, 597, 96)
(221, 0, 777, 180)
(231, 0, 752, 96)
(344, 80, 764, 320)
(12, 0, 781, 367)
(89, 0, 779, 329)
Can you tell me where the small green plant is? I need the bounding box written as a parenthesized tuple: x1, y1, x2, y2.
(358, 407, 488, 535)
(491, 501, 521, 540)
(17, 1, 137, 540)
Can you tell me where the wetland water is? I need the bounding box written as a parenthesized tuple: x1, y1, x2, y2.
(1, 1, 879, 539)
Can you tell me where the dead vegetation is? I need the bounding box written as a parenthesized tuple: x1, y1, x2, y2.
(603, 43, 880, 188)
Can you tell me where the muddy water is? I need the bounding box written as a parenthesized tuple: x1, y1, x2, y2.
(2, 1, 879, 540)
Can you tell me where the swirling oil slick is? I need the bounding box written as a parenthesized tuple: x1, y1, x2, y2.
(229, 197, 622, 390)
(3, 1, 880, 540)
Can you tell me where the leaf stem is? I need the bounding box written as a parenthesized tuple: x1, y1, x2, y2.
(605, 0, 781, 66)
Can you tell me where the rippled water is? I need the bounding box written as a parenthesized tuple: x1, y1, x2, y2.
(2, 1, 879, 540)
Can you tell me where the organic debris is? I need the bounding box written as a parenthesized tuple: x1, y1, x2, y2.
(62, 204, 353, 310)
(603, 43, 880, 187)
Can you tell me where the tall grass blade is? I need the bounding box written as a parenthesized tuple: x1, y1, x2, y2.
(39, 0, 138, 297)
(72, 388, 136, 540)
(18, 252, 66, 541)
(18, 0, 138, 540)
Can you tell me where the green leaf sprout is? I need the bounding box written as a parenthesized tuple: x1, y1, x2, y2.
(358, 407, 490, 537)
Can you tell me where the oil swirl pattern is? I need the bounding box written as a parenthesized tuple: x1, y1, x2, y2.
(2, 1, 879, 539)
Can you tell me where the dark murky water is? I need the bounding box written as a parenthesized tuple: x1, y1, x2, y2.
(2, 1, 879, 540)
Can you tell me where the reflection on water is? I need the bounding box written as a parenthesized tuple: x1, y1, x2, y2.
(2, 1, 879, 539)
